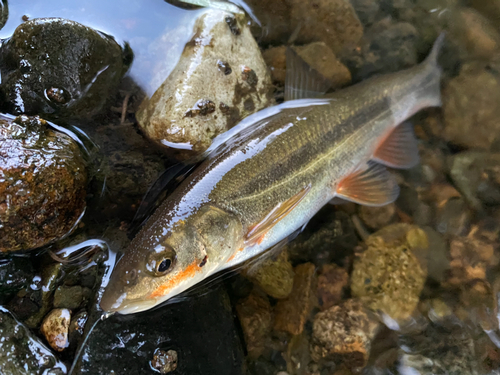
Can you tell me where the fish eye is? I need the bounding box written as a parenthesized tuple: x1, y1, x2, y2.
(146, 245, 176, 277)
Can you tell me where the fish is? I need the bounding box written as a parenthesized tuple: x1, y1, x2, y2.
(100, 34, 445, 315)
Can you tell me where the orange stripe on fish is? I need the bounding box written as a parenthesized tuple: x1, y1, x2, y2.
(149, 260, 200, 298)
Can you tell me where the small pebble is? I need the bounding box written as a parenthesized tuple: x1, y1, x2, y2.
(150, 348, 178, 374)
(40, 308, 71, 352)
(310, 299, 379, 371)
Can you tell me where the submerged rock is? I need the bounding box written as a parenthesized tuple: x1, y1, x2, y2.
(451, 8, 500, 60)
(292, 42, 352, 89)
(288, 0, 363, 55)
(0, 256, 34, 301)
(274, 263, 317, 336)
(310, 299, 379, 371)
(73, 286, 244, 375)
(358, 203, 396, 231)
(236, 289, 272, 359)
(316, 264, 349, 311)
(398, 320, 479, 374)
(0, 18, 130, 119)
(40, 308, 71, 352)
(0, 306, 66, 374)
(262, 46, 287, 84)
(351, 224, 427, 322)
(345, 20, 419, 82)
(443, 62, 500, 150)
(448, 152, 500, 211)
(243, 0, 291, 45)
(0, 115, 87, 252)
(136, 9, 273, 159)
(243, 249, 295, 299)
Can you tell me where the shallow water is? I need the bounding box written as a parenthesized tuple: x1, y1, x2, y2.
(1, 0, 500, 374)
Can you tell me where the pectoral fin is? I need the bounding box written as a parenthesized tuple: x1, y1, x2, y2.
(336, 161, 399, 206)
(373, 122, 419, 169)
(245, 185, 311, 247)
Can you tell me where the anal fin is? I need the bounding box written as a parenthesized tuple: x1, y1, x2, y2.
(245, 185, 311, 247)
(373, 122, 419, 169)
(336, 161, 399, 207)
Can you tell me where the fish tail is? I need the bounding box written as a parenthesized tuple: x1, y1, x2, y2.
(424, 32, 446, 70)
(417, 32, 446, 108)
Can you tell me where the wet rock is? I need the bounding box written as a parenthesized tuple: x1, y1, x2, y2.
(53, 285, 84, 310)
(450, 8, 500, 60)
(0, 306, 66, 374)
(419, 227, 449, 283)
(443, 62, 500, 150)
(73, 286, 244, 375)
(288, 0, 363, 55)
(292, 42, 352, 89)
(68, 310, 88, 348)
(0, 256, 34, 301)
(448, 152, 500, 211)
(0, 115, 87, 252)
(19, 262, 63, 328)
(470, 0, 500, 30)
(288, 208, 358, 266)
(351, 224, 427, 321)
(317, 264, 349, 310)
(345, 21, 418, 82)
(358, 203, 396, 231)
(244, 0, 291, 45)
(350, 0, 381, 27)
(435, 197, 472, 236)
(136, 9, 273, 159)
(274, 263, 317, 336)
(445, 235, 499, 288)
(310, 299, 379, 371)
(236, 289, 272, 359)
(40, 308, 71, 352)
(0, 18, 130, 119)
(284, 332, 311, 375)
(398, 320, 478, 374)
(151, 349, 178, 374)
(243, 250, 294, 299)
(263, 46, 287, 84)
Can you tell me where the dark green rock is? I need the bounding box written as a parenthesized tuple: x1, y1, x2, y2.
(53, 285, 84, 310)
(73, 286, 244, 375)
(287, 208, 358, 267)
(0, 306, 66, 374)
(0, 18, 131, 119)
(0, 256, 34, 300)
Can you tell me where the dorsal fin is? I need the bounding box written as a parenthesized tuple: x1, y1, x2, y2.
(285, 47, 331, 101)
(372, 122, 419, 169)
(335, 161, 399, 206)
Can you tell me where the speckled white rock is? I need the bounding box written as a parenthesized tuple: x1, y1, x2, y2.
(40, 308, 71, 352)
(137, 9, 273, 160)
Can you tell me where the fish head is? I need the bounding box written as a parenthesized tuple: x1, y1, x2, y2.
(100, 204, 242, 314)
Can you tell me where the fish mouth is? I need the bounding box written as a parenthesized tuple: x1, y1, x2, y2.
(100, 293, 158, 315)
(114, 298, 159, 315)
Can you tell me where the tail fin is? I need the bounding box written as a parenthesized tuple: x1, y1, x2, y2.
(424, 32, 446, 72)
(418, 32, 446, 108)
